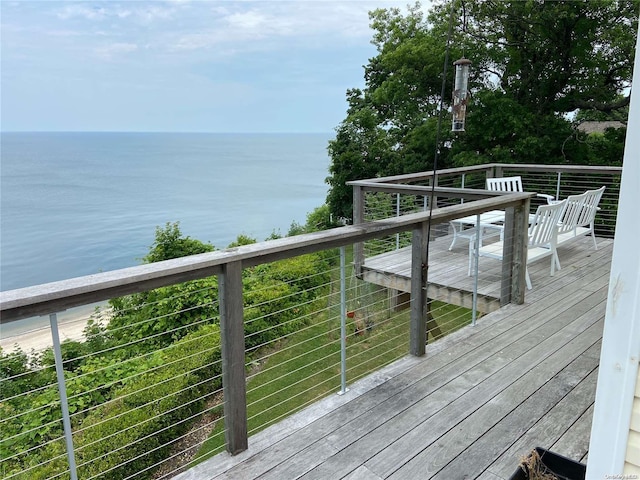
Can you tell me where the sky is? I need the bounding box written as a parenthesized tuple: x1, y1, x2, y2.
(1, 1, 431, 133)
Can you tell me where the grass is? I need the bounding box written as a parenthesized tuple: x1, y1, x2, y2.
(191, 281, 473, 464)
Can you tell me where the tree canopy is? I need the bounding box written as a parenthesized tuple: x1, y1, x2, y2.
(326, 0, 637, 221)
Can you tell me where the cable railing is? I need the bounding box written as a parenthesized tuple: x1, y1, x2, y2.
(350, 163, 620, 315)
(0, 166, 619, 479)
(351, 163, 622, 238)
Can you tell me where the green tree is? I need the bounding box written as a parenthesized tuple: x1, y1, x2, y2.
(108, 223, 218, 353)
(326, 99, 398, 221)
(144, 221, 214, 263)
(459, 0, 637, 115)
(326, 0, 637, 221)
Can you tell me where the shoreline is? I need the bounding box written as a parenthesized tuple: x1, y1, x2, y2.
(0, 302, 109, 353)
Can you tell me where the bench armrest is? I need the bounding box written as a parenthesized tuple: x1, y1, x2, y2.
(536, 193, 556, 203)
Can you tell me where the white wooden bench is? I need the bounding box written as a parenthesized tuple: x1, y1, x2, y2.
(470, 200, 567, 289)
(555, 185, 605, 256)
(469, 186, 605, 289)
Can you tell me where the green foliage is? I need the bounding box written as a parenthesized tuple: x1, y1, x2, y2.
(287, 204, 341, 237)
(450, 89, 577, 166)
(244, 279, 302, 349)
(227, 234, 257, 248)
(261, 255, 331, 301)
(575, 100, 630, 122)
(108, 278, 219, 354)
(460, 0, 637, 115)
(39, 340, 90, 373)
(0, 347, 32, 400)
(305, 204, 340, 232)
(287, 220, 306, 237)
(143, 222, 214, 263)
(326, 109, 398, 221)
(108, 223, 219, 353)
(1, 221, 336, 478)
(75, 324, 222, 480)
(244, 253, 331, 350)
(581, 127, 627, 166)
(326, 0, 636, 221)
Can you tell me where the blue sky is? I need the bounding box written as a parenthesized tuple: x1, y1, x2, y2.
(1, 1, 428, 133)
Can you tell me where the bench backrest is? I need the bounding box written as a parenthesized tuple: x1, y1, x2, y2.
(528, 200, 567, 248)
(558, 186, 605, 235)
(486, 176, 523, 192)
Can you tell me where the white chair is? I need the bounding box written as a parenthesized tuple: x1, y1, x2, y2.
(486, 176, 556, 204)
(470, 200, 567, 290)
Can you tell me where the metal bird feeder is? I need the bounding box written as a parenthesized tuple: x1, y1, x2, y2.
(452, 57, 472, 132)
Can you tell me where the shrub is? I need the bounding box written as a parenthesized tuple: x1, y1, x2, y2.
(75, 323, 222, 479)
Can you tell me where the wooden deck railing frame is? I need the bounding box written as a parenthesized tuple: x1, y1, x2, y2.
(349, 163, 621, 303)
(0, 192, 532, 456)
(347, 163, 622, 187)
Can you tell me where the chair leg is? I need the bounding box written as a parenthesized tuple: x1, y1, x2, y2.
(551, 251, 560, 276)
(468, 242, 474, 276)
(449, 222, 458, 251)
(525, 268, 532, 290)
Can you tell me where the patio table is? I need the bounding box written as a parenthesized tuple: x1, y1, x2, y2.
(448, 210, 535, 250)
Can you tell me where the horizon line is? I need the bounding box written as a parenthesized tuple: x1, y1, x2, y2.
(1, 130, 335, 135)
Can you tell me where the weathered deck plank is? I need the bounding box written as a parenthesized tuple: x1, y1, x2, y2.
(485, 383, 597, 478)
(362, 234, 612, 315)
(181, 238, 612, 480)
(367, 303, 605, 479)
(426, 346, 600, 479)
(550, 403, 595, 463)
(303, 290, 606, 479)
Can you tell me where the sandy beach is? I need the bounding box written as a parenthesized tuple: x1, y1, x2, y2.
(0, 303, 109, 353)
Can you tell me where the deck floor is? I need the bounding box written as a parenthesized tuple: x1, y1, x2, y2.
(361, 232, 606, 313)
(179, 237, 613, 480)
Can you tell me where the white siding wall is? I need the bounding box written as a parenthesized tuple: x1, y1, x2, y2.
(586, 27, 640, 476)
(625, 366, 640, 473)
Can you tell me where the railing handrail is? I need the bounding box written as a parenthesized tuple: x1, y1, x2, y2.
(347, 163, 623, 186)
(0, 192, 533, 323)
(341, 183, 511, 200)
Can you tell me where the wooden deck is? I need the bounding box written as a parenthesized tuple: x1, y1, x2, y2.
(361, 233, 506, 313)
(361, 231, 604, 314)
(179, 236, 613, 480)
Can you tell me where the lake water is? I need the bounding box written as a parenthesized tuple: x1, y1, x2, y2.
(1, 132, 333, 292)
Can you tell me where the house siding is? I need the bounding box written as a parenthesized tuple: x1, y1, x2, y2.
(624, 365, 640, 473)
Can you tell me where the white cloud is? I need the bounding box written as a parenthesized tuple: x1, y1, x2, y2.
(135, 5, 176, 23)
(95, 42, 138, 60)
(227, 10, 269, 30)
(116, 9, 132, 19)
(57, 4, 108, 21)
(170, 2, 389, 53)
(55, 3, 176, 24)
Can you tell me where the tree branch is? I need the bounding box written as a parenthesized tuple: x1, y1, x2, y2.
(571, 95, 630, 113)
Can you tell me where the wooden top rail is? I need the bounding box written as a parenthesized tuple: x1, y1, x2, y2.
(347, 163, 623, 186)
(494, 163, 622, 174)
(347, 164, 493, 185)
(346, 183, 504, 201)
(0, 193, 533, 323)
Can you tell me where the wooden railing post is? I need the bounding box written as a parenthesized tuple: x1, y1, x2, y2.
(410, 221, 428, 356)
(219, 260, 248, 454)
(511, 200, 529, 304)
(500, 207, 515, 306)
(432, 175, 439, 210)
(500, 200, 529, 306)
(353, 185, 365, 277)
